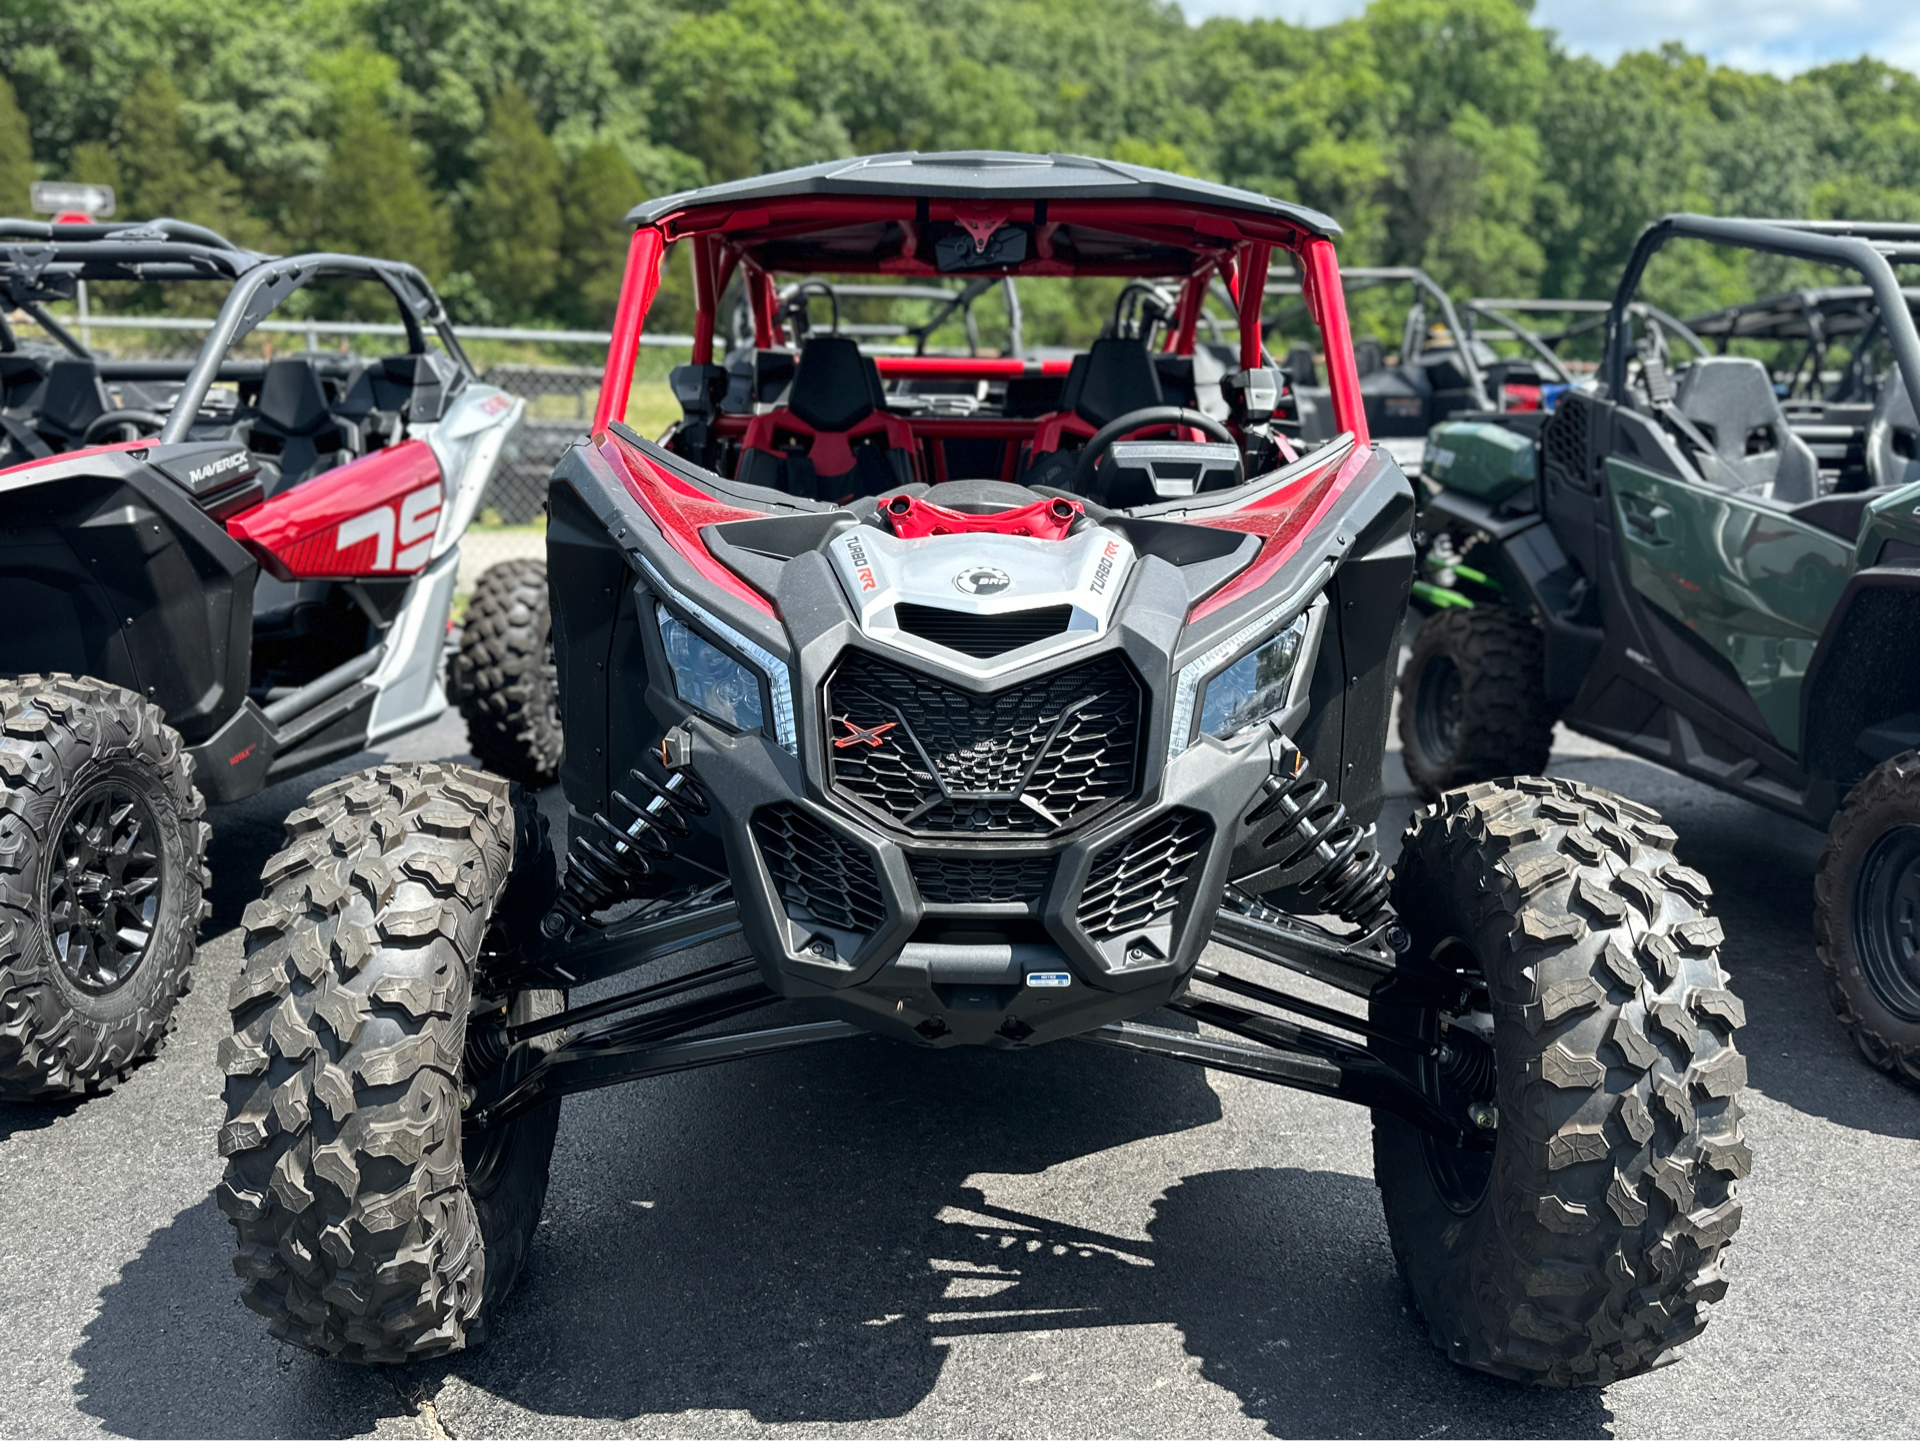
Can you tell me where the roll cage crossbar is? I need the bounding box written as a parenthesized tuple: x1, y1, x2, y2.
(1461, 299, 1708, 386)
(1262, 266, 1493, 410)
(592, 177, 1372, 444)
(1602, 215, 1921, 407)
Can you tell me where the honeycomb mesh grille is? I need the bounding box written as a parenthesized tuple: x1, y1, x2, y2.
(752, 804, 887, 935)
(911, 853, 1056, 907)
(825, 649, 1142, 836)
(1542, 394, 1591, 492)
(1077, 810, 1211, 941)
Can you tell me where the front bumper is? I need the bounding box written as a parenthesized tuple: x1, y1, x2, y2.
(686, 712, 1277, 1047)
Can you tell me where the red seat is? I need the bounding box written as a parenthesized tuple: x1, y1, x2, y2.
(738, 336, 920, 500)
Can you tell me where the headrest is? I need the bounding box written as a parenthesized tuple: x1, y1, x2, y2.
(1674, 357, 1784, 459)
(256, 358, 333, 435)
(39, 359, 110, 436)
(787, 336, 885, 432)
(1068, 337, 1164, 429)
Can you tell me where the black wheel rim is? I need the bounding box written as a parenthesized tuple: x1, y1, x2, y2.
(1417, 939, 1496, 1212)
(45, 778, 166, 995)
(1414, 654, 1465, 767)
(1854, 823, 1920, 1024)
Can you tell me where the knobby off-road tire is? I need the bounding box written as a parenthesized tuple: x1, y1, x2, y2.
(453, 559, 562, 789)
(1399, 607, 1555, 802)
(1815, 752, 1918, 1084)
(0, 674, 210, 1099)
(217, 763, 563, 1362)
(1374, 777, 1749, 1386)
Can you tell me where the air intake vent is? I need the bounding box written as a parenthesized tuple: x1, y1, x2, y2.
(892, 603, 1074, 658)
(912, 853, 1056, 907)
(753, 805, 887, 935)
(1077, 810, 1211, 941)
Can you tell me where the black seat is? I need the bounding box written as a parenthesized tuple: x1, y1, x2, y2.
(735, 336, 915, 499)
(1673, 357, 1819, 502)
(251, 357, 355, 493)
(787, 335, 887, 431)
(36, 358, 112, 448)
(1064, 336, 1164, 428)
(1866, 367, 1919, 491)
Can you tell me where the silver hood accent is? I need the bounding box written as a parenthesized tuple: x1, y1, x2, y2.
(826, 523, 1137, 677)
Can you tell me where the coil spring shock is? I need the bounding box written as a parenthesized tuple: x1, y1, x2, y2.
(1243, 736, 1398, 941)
(542, 731, 709, 939)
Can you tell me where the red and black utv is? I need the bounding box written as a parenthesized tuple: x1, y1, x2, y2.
(219, 155, 1749, 1387)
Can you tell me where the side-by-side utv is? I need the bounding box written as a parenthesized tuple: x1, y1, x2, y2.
(1402, 216, 1918, 1082)
(218, 155, 1749, 1387)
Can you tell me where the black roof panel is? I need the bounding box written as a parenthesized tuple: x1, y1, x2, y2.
(628, 151, 1340, 238)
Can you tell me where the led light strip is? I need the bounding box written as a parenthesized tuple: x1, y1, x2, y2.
(1167, 561, 1331, 762)
(639, 558, 798, 754)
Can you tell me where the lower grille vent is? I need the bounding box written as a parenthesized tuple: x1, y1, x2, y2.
(912, 853, 1055, 907)
(892, 603, 1074, 658)
(1077, 810, 1211, 941)
(753, 805, 886, 935)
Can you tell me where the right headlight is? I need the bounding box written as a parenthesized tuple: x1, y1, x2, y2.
(656, 603, 766, 732)
(1197, 613, 1309, 738)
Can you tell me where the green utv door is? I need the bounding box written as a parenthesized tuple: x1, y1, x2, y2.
(1607, 456, 1852, 750)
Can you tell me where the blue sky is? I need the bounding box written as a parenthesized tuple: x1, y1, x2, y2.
(1178, 1, 1921, 76)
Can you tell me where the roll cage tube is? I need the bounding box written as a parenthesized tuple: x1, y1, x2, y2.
(155, 254, 465, 446)
(591, 221, 1370, 444)
(1265, 266, 1493, 412)
(1602, 215, 1921, 407)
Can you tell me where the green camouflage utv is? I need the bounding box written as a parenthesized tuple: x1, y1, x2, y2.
(1401, 216, 1919, 1083)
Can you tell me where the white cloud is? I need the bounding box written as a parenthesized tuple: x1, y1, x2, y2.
(1177, 0, 1921, 76)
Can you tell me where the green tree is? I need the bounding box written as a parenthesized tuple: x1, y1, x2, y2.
(460, 83, 565, 321)
(112, 69, 263, 244)
(314, 106, 452, 279)
(554, 142, 647, 327)
(0, 76, 35, 216)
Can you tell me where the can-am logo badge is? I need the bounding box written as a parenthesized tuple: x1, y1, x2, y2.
(834, 719, 897, 749)
(954, 566, 1011, 596)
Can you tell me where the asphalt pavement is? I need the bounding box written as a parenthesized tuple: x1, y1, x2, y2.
(1, 704, 1915, 1439)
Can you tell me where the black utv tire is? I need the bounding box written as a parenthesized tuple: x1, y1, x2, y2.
(0, 674, 210, 1099)
(1399, 608, 1555, 801)
(453, 559, 562, 789)
(1374, 777, 1749, 1386)
(217, 763, 563, 1362)
(1815, 752, 1918, 1084)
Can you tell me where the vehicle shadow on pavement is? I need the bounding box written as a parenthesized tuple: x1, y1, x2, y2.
(0, 1096, 74, 1143)
(1544, 752, 1918, 1142)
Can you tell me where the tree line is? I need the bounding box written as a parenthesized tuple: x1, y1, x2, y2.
(2, 0, 1915, 332)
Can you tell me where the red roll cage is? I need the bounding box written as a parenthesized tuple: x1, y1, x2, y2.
(591, 194, 1369, 446)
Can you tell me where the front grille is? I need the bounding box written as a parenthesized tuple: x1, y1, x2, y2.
(825, 650, 1142, 835)
(893, 603, 1074, 658)
(752, 804, 887, 935)
(1077, 810, 1211, 941)
(911, 853, 1056, 907)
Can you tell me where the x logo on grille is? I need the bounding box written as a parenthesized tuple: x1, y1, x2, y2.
(834, 718, 898, 749)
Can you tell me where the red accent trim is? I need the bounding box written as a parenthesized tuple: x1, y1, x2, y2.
(872, 356, 1073, 381)
(1186, 444, 1371, 621)
(880, 492, 1081, 541)
(595, 227, 667, 433)
(740, 406, 920, 485)
(833, 719, 898, 749)
(0, 439, 147, 479)
(598, 429, 777, 616)
(1301, 238, 1367, 444)
(691, 234, 717, 366)
(228, 440, 444, 581)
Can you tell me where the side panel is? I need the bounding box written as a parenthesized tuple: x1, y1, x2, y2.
(548, 470, 631, 822)
(229, 440, 444, 580)
(1608, 455, 1852, 750)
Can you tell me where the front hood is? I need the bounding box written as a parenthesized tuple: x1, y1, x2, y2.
(826, 523, 1136, 677)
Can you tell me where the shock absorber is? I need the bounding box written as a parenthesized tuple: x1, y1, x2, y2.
(542, 729, 709, 939)
(1241, 734, 1398, 942)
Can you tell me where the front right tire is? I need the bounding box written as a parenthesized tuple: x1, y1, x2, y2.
(1815, 751, 1919, 1084)
(1375, 777, 1749, 1385)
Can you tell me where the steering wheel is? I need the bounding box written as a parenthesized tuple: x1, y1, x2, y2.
(82, 409, 167, 445)
(1073, 405, 1241, 493)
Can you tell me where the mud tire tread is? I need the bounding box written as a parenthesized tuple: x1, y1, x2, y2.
(1399, 607, 1556, 802)
(0, 673, 209, 1099)
(453, 559, 561, 789)
(1374, 776, 1747, 1386)
(1813, 751, 1918, 1084)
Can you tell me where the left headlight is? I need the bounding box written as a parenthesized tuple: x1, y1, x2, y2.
(1169, 606, 1313, 758)
(657, 603, 765, 732)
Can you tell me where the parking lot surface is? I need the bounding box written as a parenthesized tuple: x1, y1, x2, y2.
(1, 710, 1914, 1440)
